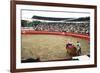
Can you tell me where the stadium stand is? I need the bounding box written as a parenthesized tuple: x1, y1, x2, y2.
(21, 16, 90, 35)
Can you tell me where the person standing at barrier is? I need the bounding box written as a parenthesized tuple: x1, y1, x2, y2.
(76, 41, 81, 56)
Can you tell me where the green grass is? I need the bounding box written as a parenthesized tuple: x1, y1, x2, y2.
(21, 34, 90, 61)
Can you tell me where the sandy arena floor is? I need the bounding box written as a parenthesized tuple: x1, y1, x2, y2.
(21, 34, 90, 61)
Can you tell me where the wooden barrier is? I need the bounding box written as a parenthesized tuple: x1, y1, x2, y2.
(21, 30, 90, 40)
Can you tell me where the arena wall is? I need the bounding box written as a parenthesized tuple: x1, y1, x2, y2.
(21, 30, 90, 40)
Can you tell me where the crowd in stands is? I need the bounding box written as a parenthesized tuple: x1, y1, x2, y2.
(21, 17, 90, 35)
(31, 22, 90, 35)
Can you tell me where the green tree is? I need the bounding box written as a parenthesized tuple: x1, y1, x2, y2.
(21, 20, 28, 27)
(32, 21, 41, 26)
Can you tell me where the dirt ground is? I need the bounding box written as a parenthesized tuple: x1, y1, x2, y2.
(21, 34, 90, 61)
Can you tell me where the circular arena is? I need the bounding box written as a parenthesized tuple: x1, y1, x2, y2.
(21, 16, 90, 63)
(21, 31, 90, 62)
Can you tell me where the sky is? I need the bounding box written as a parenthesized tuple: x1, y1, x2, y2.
(21, 9, 90, 20)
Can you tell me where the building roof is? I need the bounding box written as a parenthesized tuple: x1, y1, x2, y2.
(32, 15, 90, 22)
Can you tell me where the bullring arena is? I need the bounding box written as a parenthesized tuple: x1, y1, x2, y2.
(21, 30, 90, 62)
(21, 16, 90, 62)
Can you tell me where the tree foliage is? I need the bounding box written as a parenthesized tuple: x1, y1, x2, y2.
(21, 20, 41, 27)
